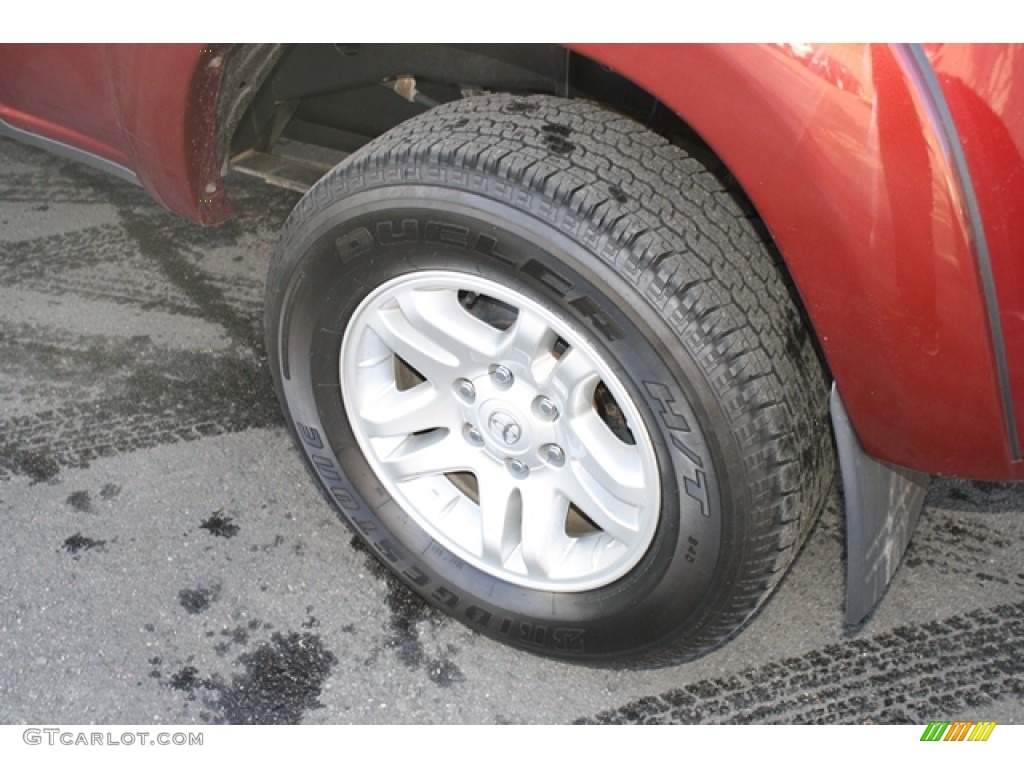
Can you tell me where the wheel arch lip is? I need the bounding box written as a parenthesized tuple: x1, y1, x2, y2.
(898, 44, 1019, 464)
(572, 42, 1023, 479)
(0, 43, 233, 225)
(104, 44, 234, 225)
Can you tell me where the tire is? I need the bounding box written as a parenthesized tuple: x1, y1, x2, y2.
(265, 94, 833, 663)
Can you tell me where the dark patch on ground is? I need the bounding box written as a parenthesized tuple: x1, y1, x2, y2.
(926, 476, 1023, 513)
(0, 272, 283, 477)
(169, 666, 204, 693)
(428, 657, 466, 688)
(302, 605, 319, 629)
(382, 580, 442, 669)
(66, 490, 92, 513)
(901, 508, 1016, 585)
(351, 535, 465, 688)
(61, 533, 105, 554)
(0, 328, 158, 410)
(198, 631, 337, 724)
(0, 348, 283, 481)
(222, 625, 249, 645)
(7, 450, 60, 483)
(971, 480, 1001, 492)
(576, 602, 1024, 724)
(200, 511, 240, 538)
(120, 209, 262, 351)
(0, 226, 134, 285)
(100, 483, 120, 500)
(253, 533, 286, 553)
(178, 585, 221, 615)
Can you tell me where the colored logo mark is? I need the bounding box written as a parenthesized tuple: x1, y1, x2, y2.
(920, 721, 997, 742)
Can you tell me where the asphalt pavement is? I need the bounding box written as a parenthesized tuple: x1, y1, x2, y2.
(0, 135, 1021, 725)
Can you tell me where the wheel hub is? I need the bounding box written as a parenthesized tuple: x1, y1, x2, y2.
(469, 372, 557, 465)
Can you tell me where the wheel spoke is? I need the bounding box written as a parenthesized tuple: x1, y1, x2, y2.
(558, 470, 644, 548)
(568, 410, 647, 507)
(364, 304, 459, 383)
(499, 309, 558, 379)
(394, 288, 503, 371)
(476, 466, 523, 566)
(358, 381, 456, 438)
(381, 430, 477, 481)
(520, 483, 573, 578)
(360, 287, 496, 383)
(548, 347, 601, 415)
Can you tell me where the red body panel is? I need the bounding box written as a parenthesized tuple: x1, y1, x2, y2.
(2, 43, 1022, 479)
(0, 44, 130, 166)
(0, 43, 230, 223)
(925, 44, 1024, 472)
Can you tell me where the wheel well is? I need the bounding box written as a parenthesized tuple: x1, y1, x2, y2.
(217, 44, 713, 175)
(216, 43, 826, 377)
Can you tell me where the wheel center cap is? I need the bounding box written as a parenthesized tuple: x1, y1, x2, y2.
(487, 410, 523, 446)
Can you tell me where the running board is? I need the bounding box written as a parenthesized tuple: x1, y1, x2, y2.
(830, 385, 929, 625)
(229, 149, 331, 193)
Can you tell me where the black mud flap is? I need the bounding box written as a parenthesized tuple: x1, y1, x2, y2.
(830, 385, 929, 625)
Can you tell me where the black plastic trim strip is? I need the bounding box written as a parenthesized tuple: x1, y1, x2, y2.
(0, 117, 140, 187)
(900, 44, 1021, 461)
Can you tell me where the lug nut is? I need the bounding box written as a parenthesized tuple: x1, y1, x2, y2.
(534, 396, 559, 421)
(492, 365, 514, 389)
(455, 378, 476, 403)
(464, 424, 484, 446)
(507, 458, 530, 479)
(542, 444, 565, 467)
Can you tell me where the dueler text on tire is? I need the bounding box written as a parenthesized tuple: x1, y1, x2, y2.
(264, 94, 833, 663)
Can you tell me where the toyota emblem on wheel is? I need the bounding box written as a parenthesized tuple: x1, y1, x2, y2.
(488, 411, 522, 446)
